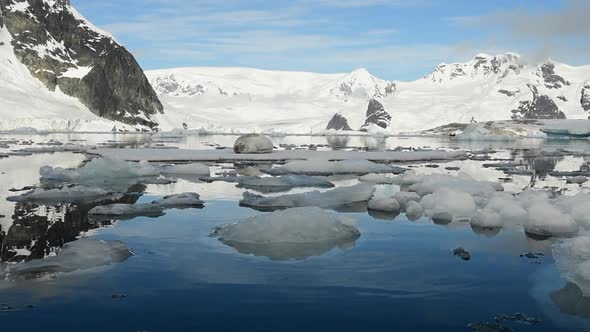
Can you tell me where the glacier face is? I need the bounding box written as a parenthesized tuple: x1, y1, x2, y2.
(0, 0, 162, 131)
(148, 53, 590, 134)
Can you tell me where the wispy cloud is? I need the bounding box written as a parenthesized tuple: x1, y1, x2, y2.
(72, 0, 585, 80)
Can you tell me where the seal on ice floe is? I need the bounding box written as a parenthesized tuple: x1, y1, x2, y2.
(233, 134, 274, 154)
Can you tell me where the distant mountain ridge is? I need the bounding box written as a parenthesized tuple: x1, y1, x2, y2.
(148, 53, 590, 134)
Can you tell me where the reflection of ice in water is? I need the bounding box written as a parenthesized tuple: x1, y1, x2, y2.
(0, 238, 133, 280)
(0, 152, 86, 232)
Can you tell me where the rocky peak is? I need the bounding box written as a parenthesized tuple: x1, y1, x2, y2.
(325, 113, 352, 131)
(152, 74, 205, 97)
(511, 84, 565, 120)
(536, 62, 570, 89)
(0, 0, 163, 130)
(581, 83, 590, 114)
(428, 53, 524, 84)
(360, 99, 391, 131)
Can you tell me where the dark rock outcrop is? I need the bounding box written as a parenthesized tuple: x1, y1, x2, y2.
(511, 84, 565, 120)
(581, 84, 590, 114)
(498, 89, 519, 97)
(0, 0, 163, 130)
(537, 62, 570, 89)
(326, 113, 352, 131)
(360, 99, 391, 131)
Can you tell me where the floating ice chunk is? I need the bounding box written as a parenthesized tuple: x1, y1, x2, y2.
(153, 128, 186, 138)
(359, 173, 394, 184)
(471, 211, 504, 229)
(483, 192, 527, 225)
(1, 239, 133, 280)
(153, 193, 204, 208)
(266, 159, 406, 176)
(40, 165, 80, 182)
(397, 172, 503, 198)
(525, 203, 579, 237)
(555, 193, 590, 230)
(368, 197, 400, 212)
(7, 185, 116, 204)
(393, 191, 421, 210)
(40, 158, 160, 184)
(553, 235, 590, 296)
(88, 203, 164, 217)
(405, 201, 424, 221)
(240, 184, 375, 210)
(420, 188, 477, 223)
(541, 120, 590, 138)
(160, 163, 210, 176)
(237, 175, 335, 192)
(215, 207, 360, 244)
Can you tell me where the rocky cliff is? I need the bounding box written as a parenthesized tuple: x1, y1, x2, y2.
(0, 0, 163, 130)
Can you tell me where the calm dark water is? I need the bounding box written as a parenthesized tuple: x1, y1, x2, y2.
(0, 199, 588, 331)
(0, 134, 589, 331)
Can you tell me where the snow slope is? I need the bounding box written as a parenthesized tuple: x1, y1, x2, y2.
(148, 54, 590, 134)
(0, 27, 124, 132)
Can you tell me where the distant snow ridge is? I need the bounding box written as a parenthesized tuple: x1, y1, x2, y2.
(427, 53, 523, 84)
(148, 52, 590, 134)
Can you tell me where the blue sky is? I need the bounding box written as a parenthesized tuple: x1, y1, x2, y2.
(71, 0, 589, 80)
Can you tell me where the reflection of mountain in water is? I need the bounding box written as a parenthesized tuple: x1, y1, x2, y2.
(0, 185, 145, 263)
(517, 149, 561, 180)
(220, 236, 359, 261)
(551, 283, 590, 319)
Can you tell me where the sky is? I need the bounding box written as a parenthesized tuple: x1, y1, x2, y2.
(71, 0, 590, 81)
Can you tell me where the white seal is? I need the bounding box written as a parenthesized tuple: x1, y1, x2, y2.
(233, 134, 274, 154)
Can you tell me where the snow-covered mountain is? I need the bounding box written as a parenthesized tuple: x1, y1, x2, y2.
(0, 0, 162, 132)
(148, 54, 590, 134)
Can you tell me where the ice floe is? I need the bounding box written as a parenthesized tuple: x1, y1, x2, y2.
(94, 148, 468, 163)
(237, 175, 335, 192)
(367, 197, 400, 212)
(420, 188, 477, 223)
(215, 207, 359, 244)
(240, 184, 375, 210)
(7, 185, 118, 204)
(404, 201, 424, 221)
(88, 203, 165, 217)
(160, 163, 210, 176)
(525, 203, 579, 238)
(153, 193, 204, 208)
(359, 173, 395, 184)
(266, 159, 406, 176)
(395, 172, 503, 198)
